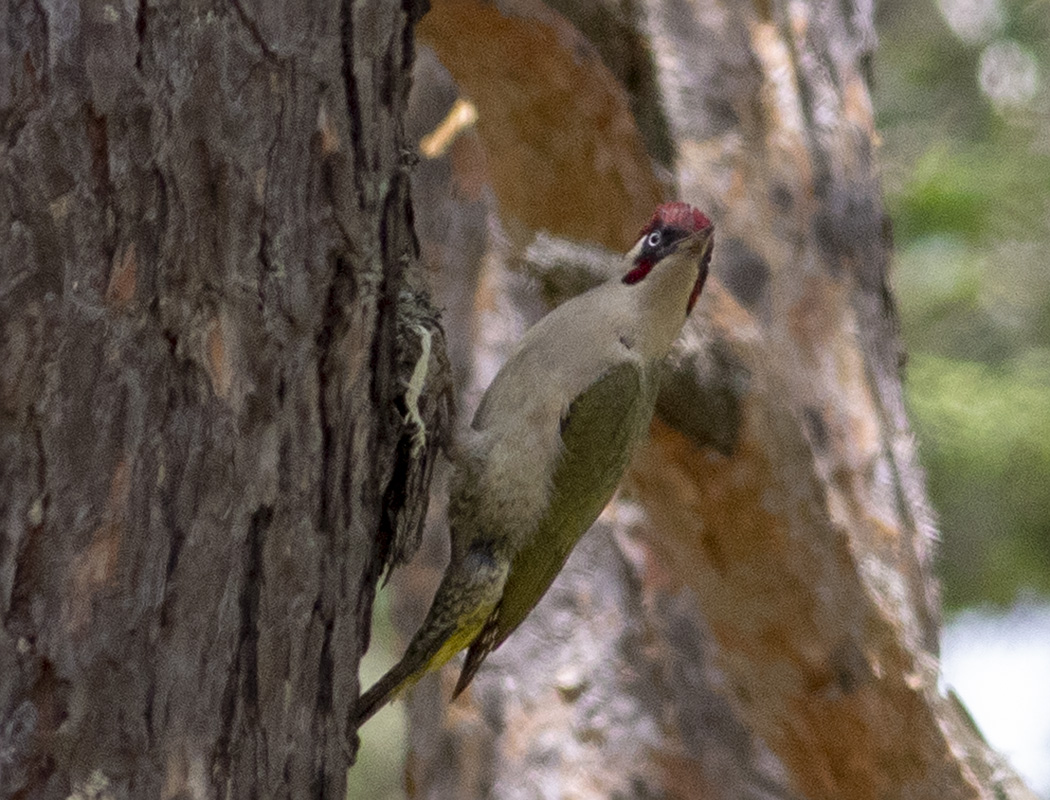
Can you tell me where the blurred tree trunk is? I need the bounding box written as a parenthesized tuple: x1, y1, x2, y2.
(377, 1, 1042, 799)
(0, 1, 430, 797)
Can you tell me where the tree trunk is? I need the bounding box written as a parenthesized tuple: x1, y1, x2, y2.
(0, 1, 432, 797)
(376, 1, 1041, 799)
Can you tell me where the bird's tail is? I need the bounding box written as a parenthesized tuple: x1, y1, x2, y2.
(353, 647, 427, 727)
(351, 548, 507, 726)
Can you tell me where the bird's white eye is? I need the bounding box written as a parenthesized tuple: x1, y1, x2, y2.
(646, 231, 662, 248)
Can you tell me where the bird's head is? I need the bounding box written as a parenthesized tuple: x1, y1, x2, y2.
(623, 202, 714, 315)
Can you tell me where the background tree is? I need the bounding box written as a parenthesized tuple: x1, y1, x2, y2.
(355, 0, 1044, 799)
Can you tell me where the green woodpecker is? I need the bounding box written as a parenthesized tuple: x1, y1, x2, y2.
(354, 203, 714, 725)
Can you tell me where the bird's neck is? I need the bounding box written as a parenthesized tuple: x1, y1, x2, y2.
(629, 252, 698, 360)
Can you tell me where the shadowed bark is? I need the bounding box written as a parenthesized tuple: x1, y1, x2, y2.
(0, 1, 436, 797)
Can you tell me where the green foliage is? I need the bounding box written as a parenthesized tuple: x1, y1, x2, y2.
(894, 146, 990, 242)
(907, 353, 1050, 606)
(876, 0, 1050, 608)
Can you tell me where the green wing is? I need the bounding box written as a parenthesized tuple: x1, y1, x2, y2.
(454, 360, 658, 695)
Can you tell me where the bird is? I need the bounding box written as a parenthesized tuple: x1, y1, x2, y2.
(353, 202, 714, 726)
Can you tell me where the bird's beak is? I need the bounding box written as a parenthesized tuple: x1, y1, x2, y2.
(682, 226, 714, 315)
(676, 225, 715, 259)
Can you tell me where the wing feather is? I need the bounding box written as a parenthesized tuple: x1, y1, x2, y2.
(455, 360, 657, 694)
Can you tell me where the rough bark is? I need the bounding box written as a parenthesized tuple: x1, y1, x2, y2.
(0, 1, 432, 798)
(378, 1, 1040, 799)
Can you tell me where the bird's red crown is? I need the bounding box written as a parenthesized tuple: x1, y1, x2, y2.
(638, 202, 712, 238)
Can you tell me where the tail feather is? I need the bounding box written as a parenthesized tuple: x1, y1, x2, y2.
(352, 604, 475, 727)
(351, 550, 507, 726)
(452, 605, 501, 698)
(353, 651, 424, 727)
